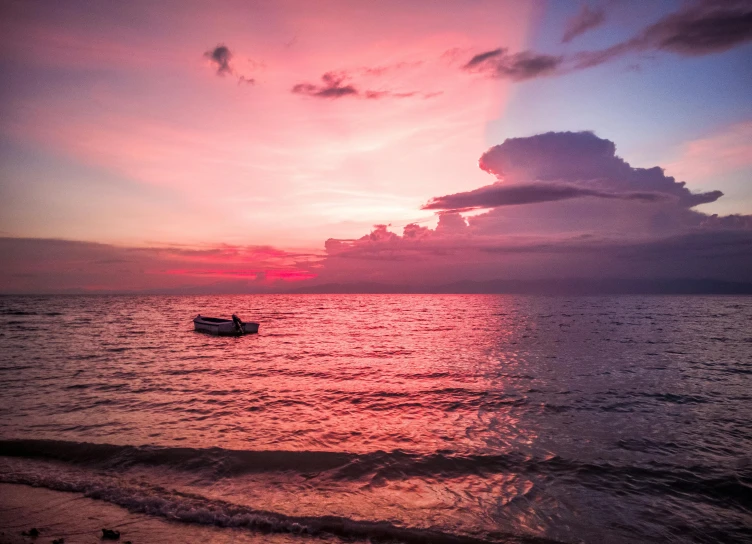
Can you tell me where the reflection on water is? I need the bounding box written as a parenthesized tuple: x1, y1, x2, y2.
(0, 295, 750, 543)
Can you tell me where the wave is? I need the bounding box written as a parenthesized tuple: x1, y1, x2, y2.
(0, 439, 355, 475)
(1, 439, 750, 511)
(0, 464, 554, 544)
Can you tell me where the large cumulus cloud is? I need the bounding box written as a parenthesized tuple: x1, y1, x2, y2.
(476, 131, 723, 209)
(318, 131, 752, 286)
(425, 131, 729, 240)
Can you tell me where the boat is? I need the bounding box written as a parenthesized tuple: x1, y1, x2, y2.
(193, 314, 259, 336)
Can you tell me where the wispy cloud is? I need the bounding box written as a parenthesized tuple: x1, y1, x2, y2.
(462, 48, 563, 80)
(645, 1, 752, 56)
(562, 5, 606, 43)
(292, 72, 358, 98)
(574, 1, 752, 68)
(291, 71, 436, 100)
(465, 1, 752, 79)
(423, 183, 667, 211)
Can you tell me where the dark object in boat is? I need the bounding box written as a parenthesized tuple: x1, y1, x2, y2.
(232, 313, 243, 334)
(22, 528, 39, 537)
(53, 539, 65, 544)
(101, 528, 120, 540)
(193, 314, 260, 335)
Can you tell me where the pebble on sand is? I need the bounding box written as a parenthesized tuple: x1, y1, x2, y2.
(101, 528, 120, 540)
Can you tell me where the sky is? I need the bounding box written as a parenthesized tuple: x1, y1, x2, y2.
(1, 0, 751, 293)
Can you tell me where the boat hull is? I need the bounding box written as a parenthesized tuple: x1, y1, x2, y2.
(193, 316, 259, 336)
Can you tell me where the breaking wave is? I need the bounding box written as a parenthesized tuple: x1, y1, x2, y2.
(2, 439, 750, 512)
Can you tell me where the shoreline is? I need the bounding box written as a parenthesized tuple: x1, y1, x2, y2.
(0, 483, 293, 544)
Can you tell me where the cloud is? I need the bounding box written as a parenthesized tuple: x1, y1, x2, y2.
(462, 49, 564, 80)
(292, 71, 434, 100)
(423, 182, 667, 211)
(700, 213, 752, 229)
(319, 222, 752, 285)
(314, 130, 752, 286)
(664, 121, 752, 182)
(359, 61, 424, 77)
(645, 1, 752, 55)
(205, 44, 234, 75)
(464, 48, 504, 68)
(574, 1, 752, 68)
(562, 5, 606, 43)
(478, 131, 723, 208)
(204, 44, 256, 84)
(0, 238, 320, 293)
(466, 2, 752, 80)
(292, 72, 358, 98)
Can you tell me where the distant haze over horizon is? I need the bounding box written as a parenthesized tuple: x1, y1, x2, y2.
(1, 1, 751, 293)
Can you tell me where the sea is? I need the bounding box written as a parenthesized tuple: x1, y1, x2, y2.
(0, 295, 750, 543)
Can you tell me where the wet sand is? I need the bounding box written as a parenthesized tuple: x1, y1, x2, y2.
(0, 483, 299, 544)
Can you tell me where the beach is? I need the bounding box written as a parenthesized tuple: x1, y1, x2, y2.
(0, 483, 292, 544)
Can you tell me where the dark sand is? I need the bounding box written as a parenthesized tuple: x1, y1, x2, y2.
(0, 484, 301, 544)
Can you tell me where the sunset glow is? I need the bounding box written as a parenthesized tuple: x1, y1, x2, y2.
(1, 3, 752, 542)
(1, 0, 750, 292)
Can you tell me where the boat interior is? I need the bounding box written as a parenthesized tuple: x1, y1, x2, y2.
(196, 316, 232, 323)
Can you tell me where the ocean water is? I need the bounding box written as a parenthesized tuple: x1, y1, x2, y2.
(0, 294, 750, 543)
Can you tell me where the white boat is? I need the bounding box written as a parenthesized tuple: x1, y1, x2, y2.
(193, 314, 259, 336)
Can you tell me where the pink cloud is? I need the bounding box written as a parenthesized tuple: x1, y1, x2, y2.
(164, 268, 316, 281)
(665, 121, 752, 181)
(0, 239, 320, 293)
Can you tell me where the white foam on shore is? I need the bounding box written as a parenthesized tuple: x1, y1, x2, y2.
(0, 457, 525, 544)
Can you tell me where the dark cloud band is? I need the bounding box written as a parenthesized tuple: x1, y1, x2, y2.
(423, 183, 667, 211)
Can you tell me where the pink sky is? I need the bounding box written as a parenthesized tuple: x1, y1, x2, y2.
(1, 0, 751, 292)
(1, 0, 537, 246)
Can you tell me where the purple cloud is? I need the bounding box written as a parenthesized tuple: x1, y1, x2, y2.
(205, 44, 233, 76)
(462, 49, 563, 80)
(423, 183, 667, 211)
(292, 72, 358, 98)
(314, 130, 752, 288)
(574, 1, 752, 68)
(463, 48, 504, 68)
(478, 131, 723, 208)
(292, 71, 434, 100)
(204, 44, 256, 84)
(646, 1, 752, 55)
(562, 5, 606, 43)
(465, 2, 752, 80)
